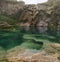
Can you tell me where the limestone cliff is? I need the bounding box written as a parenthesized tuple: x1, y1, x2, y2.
(0, 0, 60, 33)
(0, 1, 25, 16)
(17, 0, 60, 33)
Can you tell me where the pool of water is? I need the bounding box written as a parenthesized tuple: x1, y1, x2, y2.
(0, 27, 60, 50)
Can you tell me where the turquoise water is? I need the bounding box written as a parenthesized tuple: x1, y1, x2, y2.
(0, 27, 60, 50)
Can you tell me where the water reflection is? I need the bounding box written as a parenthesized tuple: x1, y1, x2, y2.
(20, 26, 47, 34)
(37, 26, 47, 33)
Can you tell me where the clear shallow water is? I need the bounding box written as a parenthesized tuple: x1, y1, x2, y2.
(0, 27, 60, 50)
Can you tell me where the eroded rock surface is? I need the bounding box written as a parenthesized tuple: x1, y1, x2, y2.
(0, 1, 25, 16)
(6, 43, 60, 62)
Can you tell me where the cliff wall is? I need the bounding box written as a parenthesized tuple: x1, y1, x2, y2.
(0, 1, 25, 16)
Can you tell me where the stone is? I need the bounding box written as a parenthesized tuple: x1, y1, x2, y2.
(0, 1, 25, 16)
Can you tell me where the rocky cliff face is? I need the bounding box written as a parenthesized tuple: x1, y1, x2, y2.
(0, 0, 60, 32)
(19, 4, 38, 25)
(17, 0, 60, 33)
(0, 0, 60, 33)
(0, 1, 25, 16)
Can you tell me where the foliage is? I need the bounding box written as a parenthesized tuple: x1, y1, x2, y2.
(0, 15, 17, 25)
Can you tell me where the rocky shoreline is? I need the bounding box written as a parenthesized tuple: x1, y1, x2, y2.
(0, 43, 60, 62)
(6, 43, 60, 62)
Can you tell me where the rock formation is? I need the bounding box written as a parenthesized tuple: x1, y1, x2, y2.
(0, 0, 60, 33)
(19, 4, 38, 25)
(17, 0, 60, 33)
(6, 43, 60, 62)
(0, 0, 25, 16)
(0, 21, 12, 30)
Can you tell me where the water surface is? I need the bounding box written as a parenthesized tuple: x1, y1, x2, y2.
(0, 26, 60, 50)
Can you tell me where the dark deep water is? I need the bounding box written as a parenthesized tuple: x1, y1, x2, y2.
(0, 26, 60, 50)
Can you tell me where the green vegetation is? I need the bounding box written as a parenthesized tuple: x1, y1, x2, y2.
(0, 15, 16, 25)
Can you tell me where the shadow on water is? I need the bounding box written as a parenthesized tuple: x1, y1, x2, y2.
(0, 26, 60, 50)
